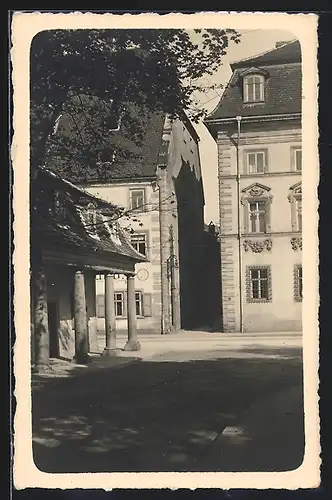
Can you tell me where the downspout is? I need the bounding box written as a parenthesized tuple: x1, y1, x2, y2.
(235, 116, 244, 334)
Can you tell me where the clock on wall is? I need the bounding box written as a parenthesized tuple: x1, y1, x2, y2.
(136, 268, 149, 281)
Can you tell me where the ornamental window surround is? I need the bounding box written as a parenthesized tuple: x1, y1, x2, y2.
(294, 264, 303, 302)
(288, 182, 302, 232)
(241, 183, 272, 234)
(246, 265, 272, 303)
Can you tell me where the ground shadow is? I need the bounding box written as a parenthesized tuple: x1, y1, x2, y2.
(31, 348, 304, 473)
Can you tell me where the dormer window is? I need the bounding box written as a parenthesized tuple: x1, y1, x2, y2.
(243, 74, 265, 103)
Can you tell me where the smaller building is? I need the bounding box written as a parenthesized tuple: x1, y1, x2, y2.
(30, 167, 145, 372)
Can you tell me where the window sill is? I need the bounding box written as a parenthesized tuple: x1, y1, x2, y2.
(243, 100, 265, 105)
(247, 171, 267, 175)
(115, 316, 146, 319)
(247, 299, 272, 304)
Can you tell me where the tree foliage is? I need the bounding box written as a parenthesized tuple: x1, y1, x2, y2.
(31, 28, 241, 175)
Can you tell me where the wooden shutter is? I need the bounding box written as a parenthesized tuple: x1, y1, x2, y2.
(96, 294, 105, 318)
(143, 293, 152, 317)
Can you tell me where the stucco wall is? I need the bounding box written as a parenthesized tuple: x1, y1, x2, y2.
(86, 182, 162, 333)
(217, 121, 302, 332)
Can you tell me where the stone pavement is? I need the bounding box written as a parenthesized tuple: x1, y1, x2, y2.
(94, 329, 303, 361)
(32, 330, 304, 473)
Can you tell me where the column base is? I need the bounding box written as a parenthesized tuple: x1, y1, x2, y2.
(102, 348, 118, 357)
(72, 353, 92, 365)
(123, 340, 141, 351)
(32, 363, 53, 375)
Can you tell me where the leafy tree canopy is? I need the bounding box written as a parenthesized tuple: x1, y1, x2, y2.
(31, 28, 241, 176)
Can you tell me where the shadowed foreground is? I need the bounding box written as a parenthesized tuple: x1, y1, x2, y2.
(32, 346, 304, 473)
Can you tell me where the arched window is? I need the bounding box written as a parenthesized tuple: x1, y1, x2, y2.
(243, 74, 265, 102)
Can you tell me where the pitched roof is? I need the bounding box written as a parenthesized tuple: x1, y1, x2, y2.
(205, 40, 302, 123)
(50, 102, 166, 184)
(231, 40, 301, 68)
(97, 110, 166, 182)
(35, 168, 146, 263)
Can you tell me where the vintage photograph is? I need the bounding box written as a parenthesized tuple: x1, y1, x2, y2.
(12, 12, 320, 490)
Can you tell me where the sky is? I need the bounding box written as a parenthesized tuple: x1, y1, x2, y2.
(193, 29, 296, 224)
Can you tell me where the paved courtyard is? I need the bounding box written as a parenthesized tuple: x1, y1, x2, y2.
(32, 331, 304, 473)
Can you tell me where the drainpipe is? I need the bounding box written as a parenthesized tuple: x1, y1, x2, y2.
(157, 127, 172, 335)
(235, 116, 244, 334)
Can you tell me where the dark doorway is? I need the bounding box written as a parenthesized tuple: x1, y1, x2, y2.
(48, 301, 59, 358)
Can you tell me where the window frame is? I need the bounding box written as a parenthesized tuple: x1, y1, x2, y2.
(114, 291, 126, 318)
(294, 264, 303, 302)
(129, 188, 146, 212)
(291, 146, 302, 172)
(130, 231, 149, 258)
(242, 196, 271, 235)
(246, 265, 272, 303)
(243, 74, 265, 103)
(244, 149, 268, 175)
(135, 290, 144, 317)
(248, 199, 268, 233)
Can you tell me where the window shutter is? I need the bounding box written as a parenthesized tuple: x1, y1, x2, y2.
(242, 201, 249, 233)
(96, 294, 105, 318)
(123, 291, 128, 317)
(143, 293, 152, 317)
(265, 200, 271, 233)
(264, 149, 269, 173)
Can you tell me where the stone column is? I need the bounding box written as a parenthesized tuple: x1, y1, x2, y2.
(74, 270, 89, 364)
(102, 273, 117, 356)
(124, 275, 141, 351)
(33, 266, 50, 373)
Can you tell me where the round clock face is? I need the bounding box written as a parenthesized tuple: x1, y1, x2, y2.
(136, 268, 149, 281)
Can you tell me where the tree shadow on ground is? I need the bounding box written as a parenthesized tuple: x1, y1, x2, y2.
(32, 350, 304, 473)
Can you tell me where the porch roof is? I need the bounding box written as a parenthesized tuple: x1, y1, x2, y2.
(34, 167, 147, 270)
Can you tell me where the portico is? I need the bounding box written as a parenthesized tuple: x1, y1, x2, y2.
(31, 167, 145, 373)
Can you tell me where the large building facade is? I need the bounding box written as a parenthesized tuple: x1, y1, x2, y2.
(82, 113, 221, 335)
(205, 40, 302, 332)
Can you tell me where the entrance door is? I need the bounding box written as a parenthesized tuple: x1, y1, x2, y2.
(48, 301, 59, 358)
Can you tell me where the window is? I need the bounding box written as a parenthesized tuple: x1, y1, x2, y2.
(291, 147, 302, 172)
(135, 291, 143, 316)
(288, 182, 302, 232)
(246, 150, 267, 174)
(246, 266, 272, 303)
(294, 265, 303, 301)
(248, 201, 267, 233)
(114, 292, 125, 317)
(85, 203, 97, 230)
(97, 291, 152, 318)
(52, 190, 67, 221)
(243, 75, 265, 102)
(129, 189, 145, 211)
(130, 233, 147, 256)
